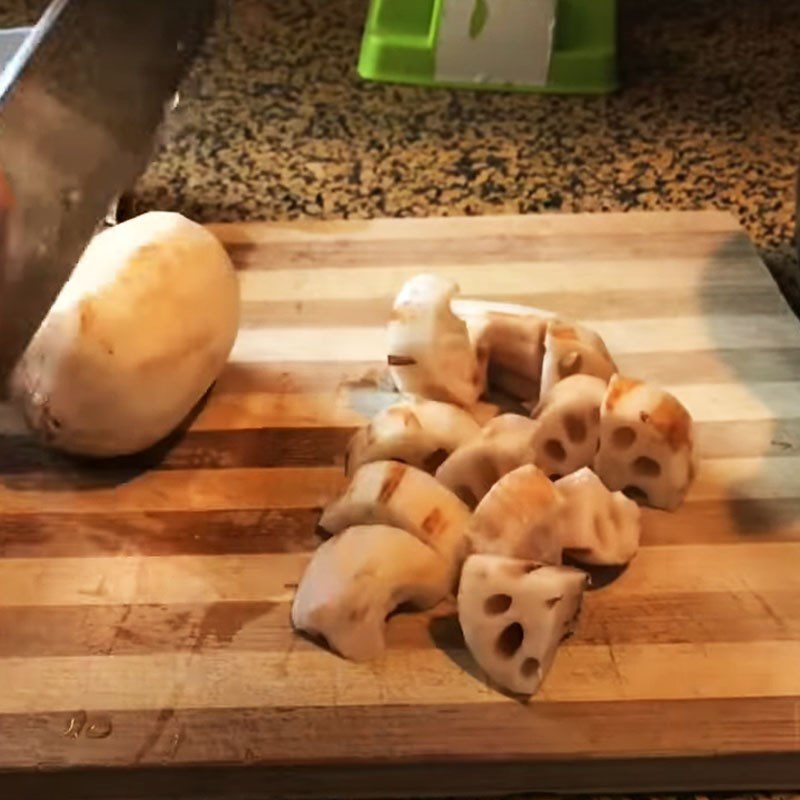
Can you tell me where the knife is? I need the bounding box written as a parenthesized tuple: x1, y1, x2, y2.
(0, 0, 215, 388)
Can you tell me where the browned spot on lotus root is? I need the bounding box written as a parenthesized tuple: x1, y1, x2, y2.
(348, 605, 369, 622)
(521, 657, 541, 678)
(544, 439, 567, 462)
(545, 595, 563, 609)
(623, 485, 649, 504)
(384, 406, 420, 429)
(633, 456, 661, 477)
(558, 351, 582, 378)
(550, 321, 579, 341)
(560, 629, 574, 644)
(455, 485, 479, 508)
(387, 354, 416, 366)
(378, 462, 406, 503)
(612, 426, 636, 449)
(564, 413, 587, 443)
(496, 622, 524, 658)
(484, 593, 512, 615)
(422, 448, 449, 473)
(343, 448, 351, 475)
(591, 406, 601, 425)
(688, 458, 697, 482)
(646, 395, 693, 451)
(604, 376, 642, 412)
(421, 507, 446, 537)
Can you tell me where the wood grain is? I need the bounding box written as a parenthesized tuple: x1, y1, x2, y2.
(3, 210, 800, 797)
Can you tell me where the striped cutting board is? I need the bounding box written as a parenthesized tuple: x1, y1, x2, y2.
(3, 211, 800, 799)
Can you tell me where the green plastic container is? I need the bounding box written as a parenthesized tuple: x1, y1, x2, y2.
(358, 0, 617, 94)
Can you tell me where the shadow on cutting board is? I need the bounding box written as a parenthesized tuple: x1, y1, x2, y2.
(697, 229, 800, 539)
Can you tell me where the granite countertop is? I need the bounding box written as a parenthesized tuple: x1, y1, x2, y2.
(0, 1, 799, 796)
(1, 0, 798, 311)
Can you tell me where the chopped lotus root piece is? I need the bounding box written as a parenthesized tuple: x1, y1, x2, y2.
(435, 414, 539, 508)
(458, 554, 588, 695)
(530, 374, 607, 480)
(555, 468, 641, 565)
(594, 375, 695, 510)
(319, 460, 471, 568)
(465, 311, 548, 402)
(387, 274, 484, 407)
(469, 465, 564, 564)
(539, 319, 616, 397)
(345, 398, 481, 476)
(292, 525, 450, 661)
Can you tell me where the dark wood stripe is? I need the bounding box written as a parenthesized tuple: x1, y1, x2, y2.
(0, 698, 798, 773)
(241, 286, 790, 328)
(228, 231, 755, 270)
(3, 753, 800, 800)
(0, 500, 798, 560)
(0, 426, 354, 479)
(0, 509, 322, 558)
(2, 588, 797, 659)
(0, 418, 794, 484)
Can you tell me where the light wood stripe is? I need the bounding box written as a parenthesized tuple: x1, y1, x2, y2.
(229, 316, 800, 364)
(238, 260, 774, 305)
(210, 210, 743, 244)
(0, 467, 345, 513)
(1, 700, 799, 775)
(1, 544, 798, 609)
(1, 638, 799, 714)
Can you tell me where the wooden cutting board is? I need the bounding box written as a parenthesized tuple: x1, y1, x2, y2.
(3, 211, 800, 799)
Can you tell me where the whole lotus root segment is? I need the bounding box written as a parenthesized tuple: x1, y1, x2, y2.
(435, 414, 540, 508)
(458, 554, 588, 695)
(469, 464, 563, 564)
(291, 525, 451, 662)
(530, 374, 607, 480)
(12, 212, 240, 457)
(387, 274, 485, 407)
(319, 460, 471, 570)
(345, 398, 482, 476)
(555, 468, 641, 565)
(594, 375, 696, 511)
(465, 311, 548, 402)
(539, 319, 616, 397)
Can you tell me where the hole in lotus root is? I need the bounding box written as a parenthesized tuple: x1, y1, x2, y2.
(633, 455, 661, 477)
(455, 485, 479, 509)
(544, 439, 567, 462)
(612, 426, 636, 449)
(520, 657, 541, 678)
(549, 473, 562, 481)
(496, 622, 524, 659)
(623, 485, 649, 504)
(564, 413, 587, 443)
(503, 561, 542, 578)
(558, 352, 583, 378)
(422, 448, 449, 473)
(484, 594, 512, 616)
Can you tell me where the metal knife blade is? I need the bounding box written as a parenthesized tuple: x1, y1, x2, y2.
(0, 0, 215, 387)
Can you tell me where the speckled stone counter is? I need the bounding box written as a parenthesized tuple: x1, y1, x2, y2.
(1, 0, 798, 310)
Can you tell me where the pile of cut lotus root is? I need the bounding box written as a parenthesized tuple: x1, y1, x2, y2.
(292, 274, 696, 696)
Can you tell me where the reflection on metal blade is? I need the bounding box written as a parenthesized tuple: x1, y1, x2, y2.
(0, 0, 215, 386)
